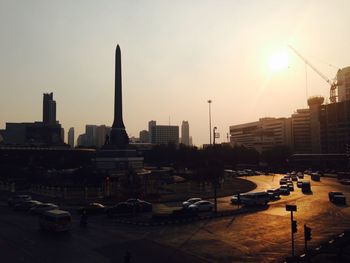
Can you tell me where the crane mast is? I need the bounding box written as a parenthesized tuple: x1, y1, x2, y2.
(288, 45, 338, 103)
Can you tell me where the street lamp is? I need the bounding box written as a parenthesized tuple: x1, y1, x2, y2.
(207, 100, 212, 145)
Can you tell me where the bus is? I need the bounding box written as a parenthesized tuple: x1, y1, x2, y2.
(39, 210, 72, 232)
(231, 191, 269, 206)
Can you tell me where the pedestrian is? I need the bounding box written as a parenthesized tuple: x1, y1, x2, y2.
(124, 250, 131, 263)
(80, 210, 88, 227)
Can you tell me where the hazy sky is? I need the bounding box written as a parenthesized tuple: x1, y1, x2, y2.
(1, 0, 350, 146)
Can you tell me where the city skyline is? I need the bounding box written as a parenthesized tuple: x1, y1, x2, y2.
(1, 1, 350, 146)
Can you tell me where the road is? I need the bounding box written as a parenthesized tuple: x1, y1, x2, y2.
(0, 174, 349, 263)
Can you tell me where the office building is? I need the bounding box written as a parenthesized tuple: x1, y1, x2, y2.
(229, 117, 292, 152)
(148, 120, 156, 142)
(181, 121, 190, 146)
(43, 93, 56, 125)
(68, 127, 74, 148)
(1, 93, 63, 146)
(150, 124, 179, 145)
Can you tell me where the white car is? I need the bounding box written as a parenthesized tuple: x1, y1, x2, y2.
(188, 200, 214, 212)
(30, 203, 59, 215)
(182, 198, 202, 208)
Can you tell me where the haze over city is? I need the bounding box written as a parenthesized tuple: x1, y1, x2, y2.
(1, 0, 350, 146)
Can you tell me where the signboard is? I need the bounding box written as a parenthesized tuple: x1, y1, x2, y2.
(286, 204, 297, 212)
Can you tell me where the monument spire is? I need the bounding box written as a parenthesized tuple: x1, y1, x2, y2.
(109, 44, 129, 146)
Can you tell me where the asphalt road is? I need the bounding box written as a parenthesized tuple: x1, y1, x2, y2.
(1, 174, 349, 263)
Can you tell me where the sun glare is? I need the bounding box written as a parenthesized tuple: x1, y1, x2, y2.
(268, 49, 289, 73)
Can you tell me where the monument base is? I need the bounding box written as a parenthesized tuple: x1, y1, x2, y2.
(95, 147, 144, 173)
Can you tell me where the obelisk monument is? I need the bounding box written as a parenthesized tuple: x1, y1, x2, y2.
(109, 45, 129, 147)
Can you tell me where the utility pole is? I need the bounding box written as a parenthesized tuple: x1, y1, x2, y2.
(286, 204, 297, 257)
(207, 100, 212, 145)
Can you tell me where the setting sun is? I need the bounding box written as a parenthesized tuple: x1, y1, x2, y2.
(268, 49, 289, 73)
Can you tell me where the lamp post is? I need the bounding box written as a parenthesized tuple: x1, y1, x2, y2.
(207, 100, 212, 145)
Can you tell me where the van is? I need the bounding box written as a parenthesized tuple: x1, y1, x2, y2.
(39, 209, 72, 232)
(301, 181, 311, 193)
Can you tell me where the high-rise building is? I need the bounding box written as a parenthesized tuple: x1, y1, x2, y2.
(291, 109, 311, 153)
(336, 67, 350, 102)
(181, 121, 190, 146)
(43, 93, 56, 125)
(68, 127, 74, 148)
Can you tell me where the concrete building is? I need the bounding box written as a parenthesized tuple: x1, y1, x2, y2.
(68, 127, 74, 148)
(43, 93, 56, 125)
(181, 121, 190, 146)
(139, 130, 149, 143)
(336, 67, 350, 102)
(229, 117, 292, 152)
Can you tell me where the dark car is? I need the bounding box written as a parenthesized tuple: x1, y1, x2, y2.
(126, 199, 153, 212)
(329, 192, 346, 205)
(267, 189, 280, 200)
(14, 200, 42, 212)
(8, 195, 32, 207)
(78, 203, 106, 215)
(106, 202, 134, 217)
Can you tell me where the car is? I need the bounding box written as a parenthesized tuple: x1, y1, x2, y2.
(280, 178, 289, 185)
(39, 210, 72, 232)
(8, 195, 32, 207)
(311, 172, 321, 181)
(329, 192, 346, 205)
(291, 175, 298, 181)
(78, 203, 106, 215)
(279, 185, 290, 195)
(188, 200, 214, 212)
(182, 198, 202, 208)
(106, 202, 134, 217)
(30, 203, 59, 215)
(125, 199, 152, 212)
(297, 181, 303, 188)
(14, 200, 42, 212)
(339, 179, 350, 185)
(297, 172, 304, 179)
(287, 183, 294, 191)
(267, 189, 280, 200)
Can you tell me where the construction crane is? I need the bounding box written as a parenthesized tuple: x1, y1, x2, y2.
(288, 45, 339, 103)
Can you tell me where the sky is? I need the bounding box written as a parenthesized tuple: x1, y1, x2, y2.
(1, 0, 350, 146)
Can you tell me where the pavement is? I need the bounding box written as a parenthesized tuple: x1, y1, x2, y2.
(0, 174, 350, 263)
